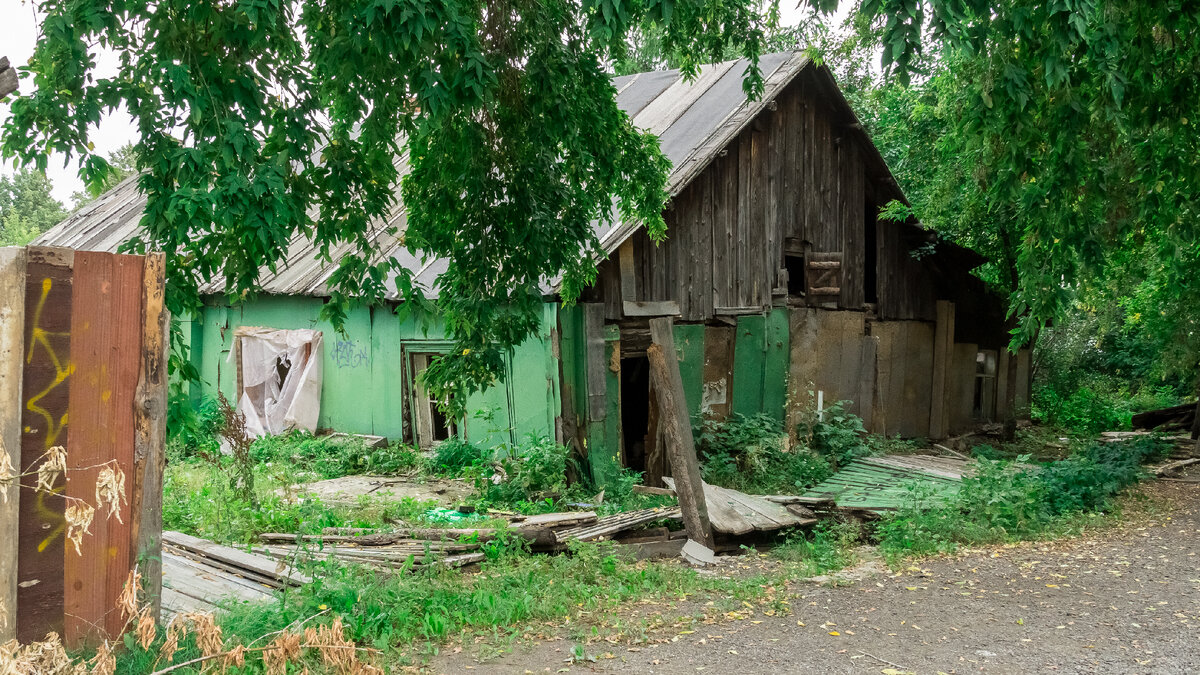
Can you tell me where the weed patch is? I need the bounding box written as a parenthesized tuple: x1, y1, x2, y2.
(697, 413, 833, 494)
(876, 436, 1171, 563)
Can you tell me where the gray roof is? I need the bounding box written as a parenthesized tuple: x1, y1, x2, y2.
(37, 51, 823, 299)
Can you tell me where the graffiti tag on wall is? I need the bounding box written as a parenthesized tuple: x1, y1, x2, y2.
(18, 266, 72, 642)
(332, 339, 369, 368)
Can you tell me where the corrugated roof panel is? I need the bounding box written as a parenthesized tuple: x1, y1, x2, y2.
(657, 52, 791, 167)
(614, 70, 679, 119)
(630, 60, 738, 137)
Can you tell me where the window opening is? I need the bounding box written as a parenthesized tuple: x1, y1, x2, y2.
(410, 352, 457, 448)
(864, 200, 878, 304)
(973, 350, 998, 420)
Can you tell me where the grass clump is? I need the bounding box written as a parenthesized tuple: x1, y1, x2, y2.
(876, 435, 1171, 563)
(771, 520, 862, 576)
(253, 431, 423, 479)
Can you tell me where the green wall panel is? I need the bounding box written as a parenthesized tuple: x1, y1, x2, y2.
(729, 310, 791, 421)
(673, 323, 706, 424)
(731, 315, 766, 418)
(185, 296, 560, 451)
(763, 309, 790, 422)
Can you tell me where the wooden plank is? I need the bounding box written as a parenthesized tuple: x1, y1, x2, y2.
(622, 300, 681, 317)
(701, 325, 734, 420)
(132, 252, 167, 622)
(618, 240, 636, 304)
(17, 248, 73, 643)
(509, 511, 597, 529)
(646, 318, 714, 549)
(929, 300, 955, 439)
(65, 251, 144, 647)
(583, 304, 607, 420)
(0, 247, 24, 642)
(553, 506, 682, 543)
(665, 478, 814, 535)
(161, 552, 276, 602)
(162, 531, 311, 585)
(613, 538, 687, 562)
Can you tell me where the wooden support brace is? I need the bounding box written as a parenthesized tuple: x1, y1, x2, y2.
(0, 247, 25, 642)
(133, 252, 168, 622)
(646, 318, 714, 549)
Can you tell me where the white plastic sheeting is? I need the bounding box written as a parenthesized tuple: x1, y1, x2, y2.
(231, 327, 323, 437)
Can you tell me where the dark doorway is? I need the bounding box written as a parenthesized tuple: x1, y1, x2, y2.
(864, 200, 878, 304)
(785, 254, 806, 296)
(620, 355, 651, 473)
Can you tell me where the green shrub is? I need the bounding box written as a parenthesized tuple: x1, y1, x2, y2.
(431, 437, 485, 475)
(253, 431, 422, 479)
(479, 435, 571, 506)
(166, 395, 222, 460)
(697, 413, 832, 494)
(797, 400, 872, 467)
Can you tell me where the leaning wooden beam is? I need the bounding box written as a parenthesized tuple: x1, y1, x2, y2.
(646, 317, 715, 549)
(0, 247, 26, 642)
(133, 252, 168, 622)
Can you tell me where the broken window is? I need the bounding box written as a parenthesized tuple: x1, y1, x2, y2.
(410, 352, 457, 448)
(232, 327, 323, 437)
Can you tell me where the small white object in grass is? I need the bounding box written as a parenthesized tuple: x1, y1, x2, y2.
(681, 539, 715, 566)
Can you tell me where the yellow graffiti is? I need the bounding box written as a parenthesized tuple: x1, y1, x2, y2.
(26, 277, 73, 449)
(23, 276, 72, 552)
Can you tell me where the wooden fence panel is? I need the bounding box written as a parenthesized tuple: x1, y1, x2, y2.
(65, 251, 145, 645)
(3, 246, 165, 647)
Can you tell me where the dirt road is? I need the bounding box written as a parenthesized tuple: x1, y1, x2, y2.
(431, 482, 1200, 674)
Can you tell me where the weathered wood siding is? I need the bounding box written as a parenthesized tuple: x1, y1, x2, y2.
(612, 69, 886, 320)
(595, 65, 949, 324)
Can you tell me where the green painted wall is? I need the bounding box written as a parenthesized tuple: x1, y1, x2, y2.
(179, 295, 560, 451)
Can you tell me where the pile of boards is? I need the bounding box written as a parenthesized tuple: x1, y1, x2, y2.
(161, 531, 309, 621)
(799, 454, 973, 516)
(255, 505, 686, 570)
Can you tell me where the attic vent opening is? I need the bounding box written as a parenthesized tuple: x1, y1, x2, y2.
(785, 254, 806, 295)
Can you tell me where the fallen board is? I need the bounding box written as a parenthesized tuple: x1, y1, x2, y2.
(163, 531, 310, 585)
(160, 550, 276, 621)
(662, 479, 816, 536)
(553, 507, 682, 543)
(799, 454, 971, 513)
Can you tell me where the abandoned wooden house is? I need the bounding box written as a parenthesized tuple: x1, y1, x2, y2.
(35, 51, 1028, 487)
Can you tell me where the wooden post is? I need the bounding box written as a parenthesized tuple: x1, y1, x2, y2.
(928, 300, 954, 439)
(133, 252, 167, 622)
(0, 247, 25, 642)
(646, 318, 714, 549)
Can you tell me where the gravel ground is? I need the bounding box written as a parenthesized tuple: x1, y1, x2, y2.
(424, 480, 1200, 674)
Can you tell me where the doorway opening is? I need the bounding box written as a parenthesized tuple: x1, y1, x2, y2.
(619, 355, 651, 473)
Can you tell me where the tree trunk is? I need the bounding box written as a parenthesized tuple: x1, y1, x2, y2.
(1192, 378, 1200, 454)
(1002, 347, 1020, 441)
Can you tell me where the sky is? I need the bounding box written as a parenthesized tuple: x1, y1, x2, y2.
(0, 0, 838, 206)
